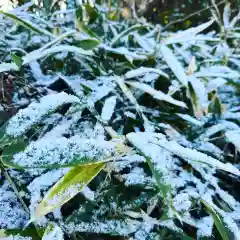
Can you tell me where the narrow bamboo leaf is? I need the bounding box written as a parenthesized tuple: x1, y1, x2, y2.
(208, 94, 222, 116)
(125, 67, 169, 79)
(160, 44, 187, 86)
(187, 81, 202, 118)
(75, 38, 100, 50)
(40, 30, 77, 52)
(151, 138, 240, 176)
(6, 92, 81, 137)
(201, 200, 229, 240)
(77, 22, 100, 39)
(11, 53, 22, 68)
(23, 45, 93, 65)
(146, 157, 171, 199)
(33, 162, 105, 220)
(0, 62, 19, 73)
(164, 19, 214, 44)
(0, 10, 53, 37)
(223, 3, 231, 28)
(111, 24, 149, 47)
(126, 81, 187, 108)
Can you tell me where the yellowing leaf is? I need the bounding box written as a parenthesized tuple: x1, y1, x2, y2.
(33, 162, 105, 220)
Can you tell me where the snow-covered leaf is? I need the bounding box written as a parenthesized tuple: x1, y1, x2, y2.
(160, 44, 187, 86)
(23, 45, 93, 64)
(223, 4, 231, 28)
(125, 67, 168, 79)
(164, 19, 214, 45)
(126, 81, 187, 108)
(6, 92, 81, 137)
(0, 10, 53, 37)
(42, 223, 64, 240)
(151, 137, 240, 176)
(101, 96, 117, 122)
(0, 62, 19, 73)
(111, 24, 149, 47)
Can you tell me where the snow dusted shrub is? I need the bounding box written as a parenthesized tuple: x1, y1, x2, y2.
(0, 1, 239, 239)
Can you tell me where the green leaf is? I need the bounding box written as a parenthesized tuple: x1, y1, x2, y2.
(0, 10, 53, 37)
(208, 93, 222, 117)
(111, 24, 149, 47)
(201, 200, 229, 240)
(11, 53, 23, 68)
(76, 22, 100, 40)
(75, 38, 100, 50)
(85, 3, 99, 24)
(187, 81, 202, 118)
(107, 10, 119, 21)
(1, 138, 27, 169)
(146, 157, 171, 199)
(33, 162, 105, 220)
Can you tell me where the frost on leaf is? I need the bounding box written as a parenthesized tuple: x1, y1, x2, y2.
(6, 92, 81, 137)
(0, 181, 29, 229)
(13, 135, 117, 168)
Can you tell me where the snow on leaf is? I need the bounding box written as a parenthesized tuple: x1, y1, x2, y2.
(101, 96, 117, 122)
(223, 3, 231, 28)
(225, 130, 240, 152)
(64, 219, 141, 236)
(0, 62, 19, 73)
(12, 135, 117, 168)
(188, 75, 208, 109)
(111, 24, 148, 47)
(100, 45, 147, 60)
(151, 137, 240, 176)
(0, 10, 53, 37)
(160, 44, 187, 86)
(23, 45, 93, 64)
(33, 162, 105, 220)
(197, 216, 214, 238)
(125, 67, 168, 79)
(206, 78, 227, 92)
(196, 66, 240, 79)
(42, 223, 64, 240)
(164, 19, 214, 45)
(177, 113, 203, 126)
(6, 92, 81, 137)
(126, 81, 187, 108)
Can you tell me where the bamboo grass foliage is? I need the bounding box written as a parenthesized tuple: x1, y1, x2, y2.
(0, 1, 239, 239)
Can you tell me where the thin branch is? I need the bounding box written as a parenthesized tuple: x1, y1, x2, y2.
(162, 0, 225, 31)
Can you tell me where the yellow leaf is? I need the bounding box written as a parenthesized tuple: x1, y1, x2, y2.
(33, 162, 105, 220)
